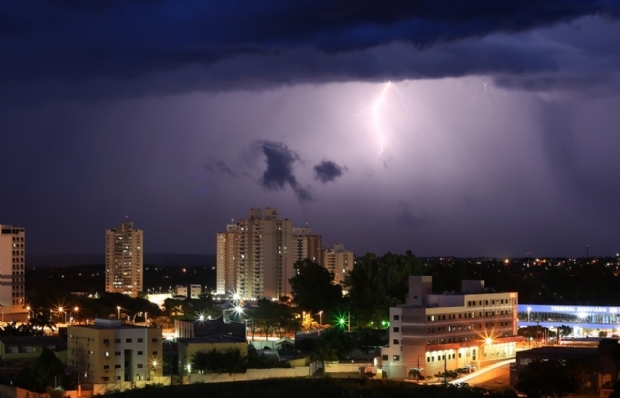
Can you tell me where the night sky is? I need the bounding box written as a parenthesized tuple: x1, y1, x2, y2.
(2, 1, 620, 258)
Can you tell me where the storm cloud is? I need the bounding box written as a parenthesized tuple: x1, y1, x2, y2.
(2, 1, 620, 102)
(314, 160, 347, 183)
(257, 141, 313, 203)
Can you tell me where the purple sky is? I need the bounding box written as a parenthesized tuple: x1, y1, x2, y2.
(2, 1, 620, 258)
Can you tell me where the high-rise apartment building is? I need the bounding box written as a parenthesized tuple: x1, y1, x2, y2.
(216, 208, 298, 299)
(292, 225, 323, 266)
(323, 243, 354, 284)
(0, 225, 25, 306)
(105, 221, 143, 297)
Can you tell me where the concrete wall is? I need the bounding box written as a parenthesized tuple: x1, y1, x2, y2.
(182, 367, 310, 384)
(324, 362, 371, 373)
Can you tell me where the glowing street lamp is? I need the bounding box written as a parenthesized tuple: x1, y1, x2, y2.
(117, 306, 121, 321)
(58, 306, 67, 324)
(73, 306, 79, 324)
(318, 311, 323, 326)
(26, 306, 34, 319)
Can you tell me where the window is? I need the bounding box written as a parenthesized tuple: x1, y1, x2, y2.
(102, 377, 109, 382)
(103, 339, 110, 345)
(138, 338, 143, 343)
(137, 364, 144, 368)
(152, 351, 158, 356)
(152, 338, 158, 343)
(393, 315, 399, 321)
(105, 352, 110, 357)
(382, 355, 388, 360)
(115, 352, 121, 356)
(126, 338, 132, 343)
(393, 327, 400, 333)
(393, 339, 399, 345)
(104, 365, 110, 370)
(393, 355, 400, 361)
(137, 351, 143, 355)
(115, 339, 121, 343)
(115, 365, 121, 369)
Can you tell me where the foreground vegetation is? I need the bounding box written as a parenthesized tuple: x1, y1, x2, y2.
(98, 378, 518, 398)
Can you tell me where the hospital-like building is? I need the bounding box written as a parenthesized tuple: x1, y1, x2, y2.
(380, 276, 518, 379)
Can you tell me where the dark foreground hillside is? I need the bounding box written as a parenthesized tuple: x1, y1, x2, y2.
(102, 378, 516, 398)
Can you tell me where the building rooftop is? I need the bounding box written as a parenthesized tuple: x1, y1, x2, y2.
(178, 335, 246, 344)
(0, 335, 66, 347)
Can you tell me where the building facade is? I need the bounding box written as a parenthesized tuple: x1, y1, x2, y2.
(105, 221, 143, 297)
(323, 243, 354, 284)
(0, 225, 26, 306)
(216, 208, 297, 299)
(67, 319, 163, 384)
(292, 226, 323, 266)
(518, 304, 620, 337)
(381, 276, 518, 379)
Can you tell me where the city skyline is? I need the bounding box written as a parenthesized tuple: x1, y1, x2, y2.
(2, 2, 620, 258)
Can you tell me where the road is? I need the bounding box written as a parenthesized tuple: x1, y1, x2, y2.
(450, 359, 514, 386)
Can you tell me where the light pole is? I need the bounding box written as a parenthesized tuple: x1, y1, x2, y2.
(117, 306, 121, 321)
(317, 311, 323, 326)
(26, 306, 34, 319)
(527, 306, 531, 322)
(73, 306, 79, 324)
(58, 307, 67, 324)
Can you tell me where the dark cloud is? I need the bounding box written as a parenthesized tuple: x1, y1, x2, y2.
(2, 1, 619, 101)
(314, 160, 347, 183)
(203, 157, 237, 178)
(257, 141, 313, 203)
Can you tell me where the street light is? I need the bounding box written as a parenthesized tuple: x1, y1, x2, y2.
(317, 311, 323, 326)
(117, 306, 121, 321)
(58, 306, 67, 324)
(26, 306, 34, 319)
(73, 306, 79, 324)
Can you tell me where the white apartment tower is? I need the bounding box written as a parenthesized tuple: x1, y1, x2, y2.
(323, 243, 354, 284)
(0, 225, 25, 306)
(292, 225, 323, 266)
(105, 221, 143, 297)
(216, 208, 295, 300)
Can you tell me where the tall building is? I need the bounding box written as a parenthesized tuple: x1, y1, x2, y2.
(67, 318, 164, 385)
(105, 221, 143, 297)
(292, 225, 323, 266)
(380, 276, 518, 379)
(0, 225, 25, 306)
(323, 243, 354, 284)
(216, 208, 297, 299)
(216, 224, 238, 296)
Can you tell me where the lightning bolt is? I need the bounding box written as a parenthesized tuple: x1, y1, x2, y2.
(373, 81, 391, 158)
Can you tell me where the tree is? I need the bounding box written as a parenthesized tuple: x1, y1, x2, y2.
(557, 325, 573, 341)
(289, 259, 343, 314)
(313, 328, 354, 364)
(344, 252, 421, 328)
(15, 348, 67, 392)
(516, 359, 578, 398)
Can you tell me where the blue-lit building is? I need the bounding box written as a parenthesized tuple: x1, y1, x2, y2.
(517, 304, 620, 337)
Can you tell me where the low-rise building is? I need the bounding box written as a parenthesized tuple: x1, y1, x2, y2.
(67, 318, 163, 385)
(381, 276, 518, 379)
(177, 335, 247, 375)
(189, 284, 201, 299)
(0, 336, 66, 367)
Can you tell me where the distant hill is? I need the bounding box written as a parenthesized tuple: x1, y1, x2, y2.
(27, 253, 216, 268)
